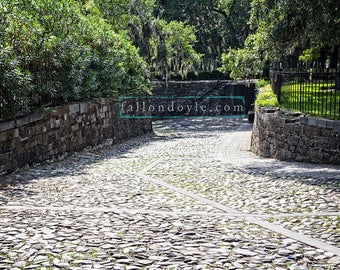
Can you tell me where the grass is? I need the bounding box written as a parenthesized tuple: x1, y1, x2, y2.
(255, 84, 280, 107)
(255, 81, 340, 119)
(281, 81, 340, 119)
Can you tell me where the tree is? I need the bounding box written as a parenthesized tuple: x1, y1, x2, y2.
(219, 35, 264, 79)
(90, 0, 155, 58)
(94, 0, 202, 79)
(154, 0, 252, 70)
(221, 0, 340, 78)
(149, 20, 202, 80)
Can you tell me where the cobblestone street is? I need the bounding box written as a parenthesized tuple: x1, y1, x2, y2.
(0, 118, 339, 269)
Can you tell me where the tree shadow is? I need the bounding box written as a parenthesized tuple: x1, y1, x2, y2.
(1, 117, 338, 203)
(1, 118, 233, 201)
(153, 117, 250, 133)
(235, 154, 340, 190)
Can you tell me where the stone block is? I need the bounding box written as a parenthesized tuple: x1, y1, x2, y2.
(330, 153, 340, 165)
(48, 133, 56, 143)
(299, 116, 308, 125)
(0, 120, 15, 132)
(313, 137, 324, 149)
(19, 126, 29, 138)
(0, 131, 6, 143)
(102, 105, 108, 113)
(16, 113, 43, 126)
(76, 116, 83, 123)
(321, 128, 331, 137)
(80, 102, 87, 114)
(55, 119, 61, 128)
(316, 119, 327, 129)
(280, 149, 292, 160)
(328, 138, 338, 150)
(326, 120, 335, 130)
(334, 121, 340, 133)
(32, 125, 39, 135)
(0, 139, 12, 152)
(0, 151, 14, 172)
(71, 124, 79, 131)
(19, 136, 29, 143)
(50, 118, 56, 129)
(69, 104, 80, 114)
(307, 117, 318, 127)
(258, 112, 265, 121)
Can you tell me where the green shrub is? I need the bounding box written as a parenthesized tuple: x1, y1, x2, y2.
(255, 84, 280, 107)
(255, 79, 269, 89)
(0, 0, 152, 121)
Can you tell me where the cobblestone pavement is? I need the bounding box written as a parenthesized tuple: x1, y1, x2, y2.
(0, 118, 339, 270)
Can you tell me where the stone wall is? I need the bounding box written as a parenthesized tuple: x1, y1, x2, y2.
(251, 108, 340, 164)
(0, 99, 152, 174)
(153, 80, 255, 114)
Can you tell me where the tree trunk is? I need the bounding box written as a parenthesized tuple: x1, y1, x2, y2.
(329, 45, 339, 70)
(318, 48, 327, 70)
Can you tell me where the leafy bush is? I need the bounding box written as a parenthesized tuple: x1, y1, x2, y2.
(255, 84, 279, 107)
(255, 79, 269, 89)
(0, 0, 152, 121)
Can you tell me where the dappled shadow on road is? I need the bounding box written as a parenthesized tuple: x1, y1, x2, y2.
(233, 155, 340, 190)
(0, 132, 162, 200)
(0, 118, 243, 201)
(1, 117, 339, 202)
(153, 117, 247, 133)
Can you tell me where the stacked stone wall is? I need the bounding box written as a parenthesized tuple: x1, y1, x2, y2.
(153, 80, 255, 114)
(251, 108, 340, 164)
(0, 99, 152, 174)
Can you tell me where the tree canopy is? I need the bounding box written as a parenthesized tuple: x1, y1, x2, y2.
(1, 0, 339, 120)
(221, 0, 340, 79)
(154, 0, 252, 71)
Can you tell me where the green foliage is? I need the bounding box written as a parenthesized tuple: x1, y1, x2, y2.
(165, 21, 202, 79)
(94, 0, 202, 80)
(149, 20, 202, 80)
(255, 79, 269, 89)
(219, 47, 262, 79)
(299, 48, 320, 63)
(93, 0, 155, 61)
(0, 0, 152, 120)
(154, 0, 252, 71)
(95, 0, 155, 32)
(255, 84, 279, 107)
(219, 33, 264, 79)
(221, 0, 339, 78)
(219, 28, 269, 79)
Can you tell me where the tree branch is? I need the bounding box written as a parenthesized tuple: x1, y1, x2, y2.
(212, 7, 229, 19)
(212, 7, 237, 46)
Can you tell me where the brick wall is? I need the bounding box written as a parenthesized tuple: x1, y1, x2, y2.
(251, 108, 340, 164)
(0, 98, 152, 174)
